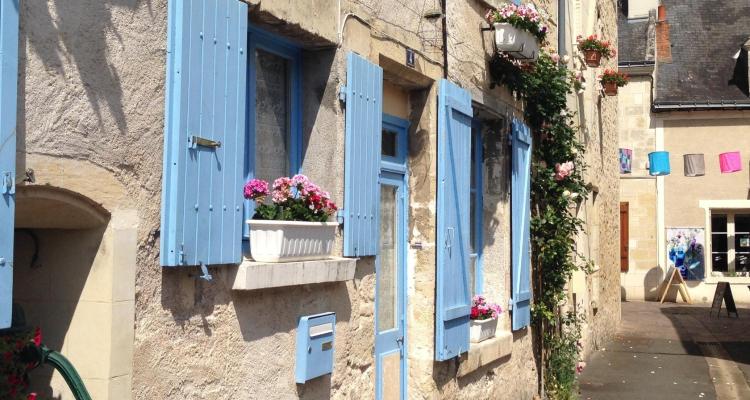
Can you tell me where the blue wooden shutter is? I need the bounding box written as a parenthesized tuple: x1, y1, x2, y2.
(435, 79, 472, 361)
(343, 52, 383, 257)
(511, 119, 532, 331)
(0, 0, 19, 329)
(161, 0, 248, 267)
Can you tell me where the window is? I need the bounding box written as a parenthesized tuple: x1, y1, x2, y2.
(468, 121, 484, 296)
(245, 27, 302, 238)
(248, 26, 302, 183)
(709, 211, 750, 276)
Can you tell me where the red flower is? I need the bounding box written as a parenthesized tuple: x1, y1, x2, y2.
(28, 393, 38, 400)
(470, 307, 479, 319)
(33, 327, 42, 347)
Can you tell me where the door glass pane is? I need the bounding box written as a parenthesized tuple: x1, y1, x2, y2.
(255, 49, 290, 182)
(377, 185, 399, 333)
(468, 255, 477, 297)
(382, 129, 398, 157)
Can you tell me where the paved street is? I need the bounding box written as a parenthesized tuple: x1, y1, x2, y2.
(580, 301, 750, 400)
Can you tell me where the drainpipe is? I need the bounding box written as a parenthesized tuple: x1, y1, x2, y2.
(558, 0, 566, 56)
(441, 0, 448, 78)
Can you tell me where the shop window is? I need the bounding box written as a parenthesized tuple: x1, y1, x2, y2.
(709, 211, 750, 276)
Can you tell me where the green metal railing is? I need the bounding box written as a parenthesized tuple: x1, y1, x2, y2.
(23, 344, 93, 400)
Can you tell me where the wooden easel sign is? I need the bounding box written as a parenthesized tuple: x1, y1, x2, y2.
(659, 267, 693, 304)
(709, 282, 739, 318)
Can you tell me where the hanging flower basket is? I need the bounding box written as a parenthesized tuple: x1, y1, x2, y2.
(583, 49, 603, 67)
(486, 3, 547, 62)
(244, 175, 339, 262)
(577, 34, 616, 67)
(603, 81, 618, 96)
(599, 68, 629, 96)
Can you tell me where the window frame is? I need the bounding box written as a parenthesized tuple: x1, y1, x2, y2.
(708, 211, 750, 276)
(246, 25, 303, 179)
(381, 114, 409, 174)
(469, 119, 484, 296)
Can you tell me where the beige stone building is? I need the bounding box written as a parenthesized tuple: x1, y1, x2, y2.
(2, 0, 619, 398)
(618, 0, 750, 304)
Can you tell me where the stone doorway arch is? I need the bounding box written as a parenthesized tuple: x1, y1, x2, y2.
(13, 183, 136, 399)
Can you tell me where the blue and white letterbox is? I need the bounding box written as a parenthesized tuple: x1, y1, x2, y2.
(295, 312, 336, 383)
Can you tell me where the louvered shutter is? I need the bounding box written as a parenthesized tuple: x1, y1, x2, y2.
(435, 79, 472, 361)
(511, 119, 532, 331)
(161, 0, 248, 267)
(343, 52, 383, 257)
(0, 0, 19, 329)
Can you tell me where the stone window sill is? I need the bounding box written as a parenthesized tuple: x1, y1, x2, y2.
(457, 331, 513, 377)
(704, 276, 750, 285)
(231, 257, 356, 291)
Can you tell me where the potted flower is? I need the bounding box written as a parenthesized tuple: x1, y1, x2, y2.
(244, 175, 339, 262)
(1, 328, 41, 400)
(577, 34, 616, 67)
(486, 3, 548, 61)
(469, 295, 503, 343)
(599, 69, 628, 96)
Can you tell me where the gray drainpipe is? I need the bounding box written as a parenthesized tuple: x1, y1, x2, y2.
(558, 0, 566, 55)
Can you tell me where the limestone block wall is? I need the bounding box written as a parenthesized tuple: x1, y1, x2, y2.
(566, 0, 622, 358)
(617, 76, 661, 301)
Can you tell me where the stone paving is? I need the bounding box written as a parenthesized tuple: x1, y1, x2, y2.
(579, 301, 750, 400)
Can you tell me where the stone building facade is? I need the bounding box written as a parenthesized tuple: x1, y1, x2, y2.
(3, 0, 619, 398)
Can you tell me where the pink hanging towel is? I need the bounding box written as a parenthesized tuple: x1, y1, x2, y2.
(719, 151, 742, 173)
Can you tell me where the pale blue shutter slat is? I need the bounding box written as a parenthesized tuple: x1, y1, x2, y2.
(511, 119, 532, 331)
(161, 0, 248, 267)
(435, 79, 472, 361)
(343, 52, 382, 257)
(0, 0, 19, 329)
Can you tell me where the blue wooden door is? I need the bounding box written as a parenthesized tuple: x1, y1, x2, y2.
(375, 115, 409, 400)
(511, 119, 532, 330)
(0, 0, 20, 329)
(375, 172, 407, 400)
(435, 79, 473, 361)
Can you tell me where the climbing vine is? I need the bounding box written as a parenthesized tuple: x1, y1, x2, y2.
(490, 52, 592, 399)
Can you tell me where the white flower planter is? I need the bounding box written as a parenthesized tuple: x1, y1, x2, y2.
(247, 220, 339, 262)
(470, 318, 498, 343)
(493, 22, 539, 61)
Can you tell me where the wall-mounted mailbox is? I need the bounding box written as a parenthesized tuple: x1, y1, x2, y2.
(295, 312, 336, 383)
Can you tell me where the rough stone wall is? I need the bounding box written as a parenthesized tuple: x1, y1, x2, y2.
(572, 0, 622, 358)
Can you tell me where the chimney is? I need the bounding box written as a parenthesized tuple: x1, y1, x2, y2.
(655, 5, 672, 63)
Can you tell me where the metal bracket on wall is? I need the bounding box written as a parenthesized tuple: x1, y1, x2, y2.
(197, 263, 213, 281)
(2, 171, 15, 195)
(338, 85, 347, 104)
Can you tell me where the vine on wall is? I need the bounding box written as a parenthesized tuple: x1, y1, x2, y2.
(490, 52, 592, 400)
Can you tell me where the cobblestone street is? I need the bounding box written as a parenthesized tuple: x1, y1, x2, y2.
(580, 301, 750, 400)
